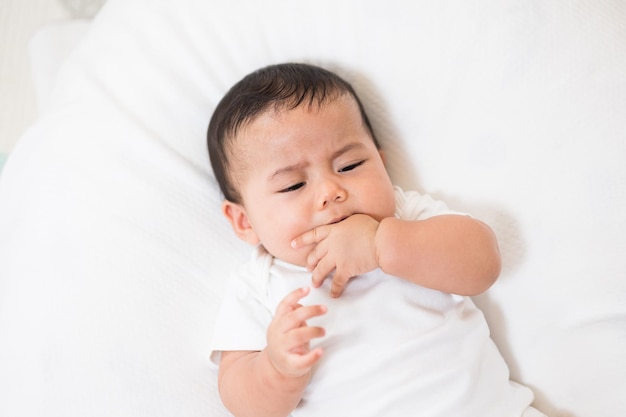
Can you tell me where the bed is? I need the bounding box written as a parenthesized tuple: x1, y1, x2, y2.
(1, 0, 625, 416)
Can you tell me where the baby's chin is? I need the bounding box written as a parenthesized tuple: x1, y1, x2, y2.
(265, 245, 309, 269)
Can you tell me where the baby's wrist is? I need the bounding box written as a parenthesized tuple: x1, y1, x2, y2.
(374, 217, 393, 271)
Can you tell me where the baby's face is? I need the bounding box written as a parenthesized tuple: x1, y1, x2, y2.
(223, 95, 396, 267)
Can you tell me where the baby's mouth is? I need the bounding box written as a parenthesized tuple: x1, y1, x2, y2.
(329, 216, 349, 225)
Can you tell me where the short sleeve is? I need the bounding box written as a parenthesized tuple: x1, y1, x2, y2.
(394, 186, 466, 221)
(209, 248, 274, 364)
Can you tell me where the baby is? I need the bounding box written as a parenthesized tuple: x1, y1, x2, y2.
(208, 63, 545, 417)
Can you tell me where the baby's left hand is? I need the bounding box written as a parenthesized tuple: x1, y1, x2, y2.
(291, 214, 379, 297)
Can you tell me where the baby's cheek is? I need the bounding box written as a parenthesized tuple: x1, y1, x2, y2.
(374, 199, 397, 221)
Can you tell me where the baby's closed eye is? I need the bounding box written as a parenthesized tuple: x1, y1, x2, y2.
(338, 160, 365, 173)
(279, 182, 306, 193)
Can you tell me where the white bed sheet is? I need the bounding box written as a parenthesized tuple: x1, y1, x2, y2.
(1, 1, 625, 416)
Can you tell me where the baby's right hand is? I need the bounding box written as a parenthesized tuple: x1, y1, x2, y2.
(266, 286, 327, 378)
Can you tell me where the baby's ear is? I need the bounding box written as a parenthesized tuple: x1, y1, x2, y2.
(222, 200, 260, 245)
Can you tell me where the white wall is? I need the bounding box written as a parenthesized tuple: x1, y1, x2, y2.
(0, 0, 70, 154)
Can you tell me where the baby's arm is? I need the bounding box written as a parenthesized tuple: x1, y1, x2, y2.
(218, 287, 326, 417)
(292, 214, 500, 297)
(375, 214, 501, 295)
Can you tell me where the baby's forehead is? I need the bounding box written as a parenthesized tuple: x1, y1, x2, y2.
(234, 93, 360, 136)
(228, 92, 377, 167)
(228, 93, 365, 157)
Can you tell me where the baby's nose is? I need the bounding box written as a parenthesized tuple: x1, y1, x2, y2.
(318, 180, 347, 208)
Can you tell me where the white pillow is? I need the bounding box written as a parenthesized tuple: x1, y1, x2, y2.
(1, 0, 625, 416)
(28, 19, 92, 115)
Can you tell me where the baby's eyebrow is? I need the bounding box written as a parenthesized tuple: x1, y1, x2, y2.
(330, 142, 365, 160)
(269, 162, 307, 181)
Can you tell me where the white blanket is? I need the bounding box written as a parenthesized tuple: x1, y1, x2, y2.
(1, 1, 625, 416)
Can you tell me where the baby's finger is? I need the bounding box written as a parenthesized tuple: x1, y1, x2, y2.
(284, 348, 324, 376)
(330, 271, 352, 298)
(286, 326, 326, 352)
(311, 257, 336, 289)
(291, 225, 330, 249)
(274, 286, 311, 317)
(305, 241, 327, 272)
(279, 304, 327, 332)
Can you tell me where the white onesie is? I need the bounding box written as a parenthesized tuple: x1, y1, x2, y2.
(210, 187, 540, 417)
